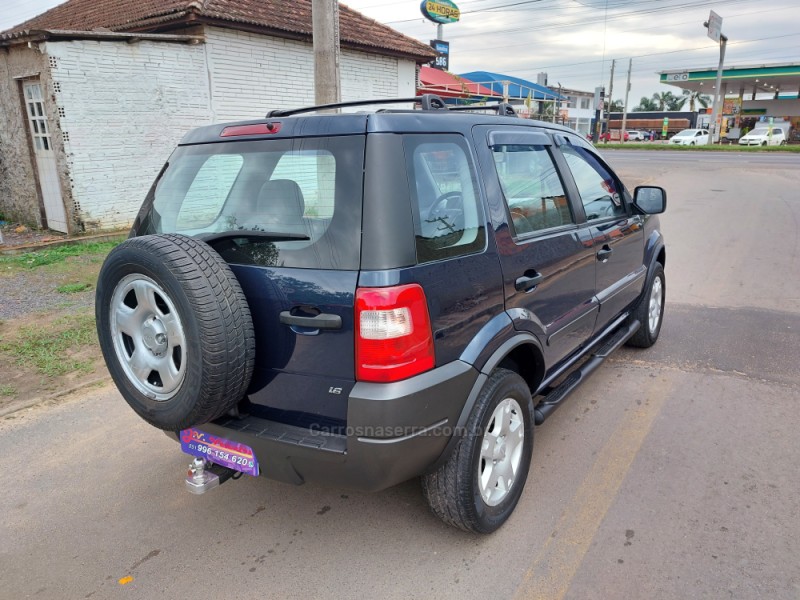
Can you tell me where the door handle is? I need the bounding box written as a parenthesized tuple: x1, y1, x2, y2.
(515, 270, 544, 292)
(279, 311, 342, 330)
(597, 245, 613, 262)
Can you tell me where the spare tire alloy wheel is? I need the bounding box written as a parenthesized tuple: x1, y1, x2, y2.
(96, 234, 255, 431)
(110, 273, 187, 401)
(422, 368, 534, 534)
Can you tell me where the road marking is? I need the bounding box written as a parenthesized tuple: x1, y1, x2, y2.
(514, 377, 673, 600)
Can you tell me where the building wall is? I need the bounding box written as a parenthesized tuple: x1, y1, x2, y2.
(203, 27, 414, 122)
(43, 39, 213, 230)
(742, 98, 800, 117)
(0, 45, 50, 227)
(4, 30, 420, 232)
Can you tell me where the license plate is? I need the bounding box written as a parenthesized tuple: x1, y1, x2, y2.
(180, 428, 259, 477)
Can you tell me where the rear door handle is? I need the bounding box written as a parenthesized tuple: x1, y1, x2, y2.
(515, 270, 544, 292)
(279, 311, 342, 330)
(597, 245, 613, 262)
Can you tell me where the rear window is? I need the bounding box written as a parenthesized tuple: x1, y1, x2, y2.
(140, 136, 365, 270)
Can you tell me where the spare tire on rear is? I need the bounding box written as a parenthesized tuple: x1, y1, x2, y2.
(95, 234, 255, 431)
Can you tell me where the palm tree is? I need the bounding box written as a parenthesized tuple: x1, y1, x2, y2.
(634, 97, 658, 111)
(676, 89, 711, 112)
(652, 91, 678, 111)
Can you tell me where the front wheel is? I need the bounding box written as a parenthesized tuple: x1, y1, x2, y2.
(626, 262, 665, 348)
(422, 369, 534, 534)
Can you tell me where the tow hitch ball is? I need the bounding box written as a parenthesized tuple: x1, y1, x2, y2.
(185, 457, 237, 495)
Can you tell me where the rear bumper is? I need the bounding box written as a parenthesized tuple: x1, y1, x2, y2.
(173, 360, 479, 492)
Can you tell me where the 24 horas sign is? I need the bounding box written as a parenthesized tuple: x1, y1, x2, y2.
(420, 0, 460, 24)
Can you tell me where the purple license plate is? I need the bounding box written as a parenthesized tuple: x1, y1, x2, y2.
(180, 428, 259, 477)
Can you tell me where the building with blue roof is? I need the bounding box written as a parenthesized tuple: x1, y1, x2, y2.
(458, 71, 564, 100)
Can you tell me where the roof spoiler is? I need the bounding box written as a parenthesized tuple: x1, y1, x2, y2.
(266, 94, 518, 118)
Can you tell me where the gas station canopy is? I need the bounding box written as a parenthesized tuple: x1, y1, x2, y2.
(660, 63, 800, 98)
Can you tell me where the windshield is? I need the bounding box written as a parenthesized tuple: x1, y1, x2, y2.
(138, 136, 365, 270)
(676, 130, 699, 138)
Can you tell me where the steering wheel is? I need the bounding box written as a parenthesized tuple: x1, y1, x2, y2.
(426, 191, 465, 237)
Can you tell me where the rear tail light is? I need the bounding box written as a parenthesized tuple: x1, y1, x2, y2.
(355, 284, 434, 383)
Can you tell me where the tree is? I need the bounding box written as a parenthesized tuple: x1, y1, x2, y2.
(652, 91, 679, 111)
(676, 89, 711, 112)
(634, 97, 658, 111)
(608, 99, 624, 113)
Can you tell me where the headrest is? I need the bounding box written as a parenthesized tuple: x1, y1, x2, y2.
(257, 179, 305, 219)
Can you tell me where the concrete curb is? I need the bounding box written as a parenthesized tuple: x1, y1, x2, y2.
(0, 376, 110, 418)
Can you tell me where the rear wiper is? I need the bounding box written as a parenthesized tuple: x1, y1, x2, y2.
(197, 230, 310, 243)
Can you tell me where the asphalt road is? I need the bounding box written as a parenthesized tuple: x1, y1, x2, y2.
(2, 151, 799, 599)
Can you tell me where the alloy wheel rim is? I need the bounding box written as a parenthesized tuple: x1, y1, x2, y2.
(110, 274, 187, 401)
(478, 397, 525, 506)
(648, 276, 663, 335)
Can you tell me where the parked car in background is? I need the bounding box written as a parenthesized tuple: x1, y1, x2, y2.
(627, 130, 646, 141)
(670, 129, 709, 146)
(738, 126, 787, 146)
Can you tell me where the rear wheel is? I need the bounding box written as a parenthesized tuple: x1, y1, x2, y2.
(626, 262, 665, 348)
(422, 369, 534, 533)
(96, 234, 255, 431)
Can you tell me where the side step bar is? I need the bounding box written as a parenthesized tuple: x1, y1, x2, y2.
(534, 319, 641, 425)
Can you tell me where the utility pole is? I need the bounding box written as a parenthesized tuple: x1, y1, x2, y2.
(704, 11, 727, 144)
(604, 59, 615, 143)
(312, 0, 341, 106)
(620, 58, 632, 142)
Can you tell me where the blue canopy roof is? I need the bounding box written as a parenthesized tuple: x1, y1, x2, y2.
(458, 71, 564, 100)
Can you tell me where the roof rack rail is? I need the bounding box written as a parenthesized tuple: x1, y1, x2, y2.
(266, 94, 449, 117)
(446, 102, 518, 117)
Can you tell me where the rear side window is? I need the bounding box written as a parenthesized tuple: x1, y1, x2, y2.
(490, 144, 573, 236)
(404, 135, 485, 264)
(143, 136, 365, 270)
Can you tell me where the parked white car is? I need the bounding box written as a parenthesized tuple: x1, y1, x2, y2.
(738, 127, 787, 146)
(670, 129, 710, 146)
(627, 130, 646, 141)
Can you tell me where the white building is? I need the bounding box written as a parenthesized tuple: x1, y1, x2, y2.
(0, 0, 434, 232)
(560, 88, 595, 136)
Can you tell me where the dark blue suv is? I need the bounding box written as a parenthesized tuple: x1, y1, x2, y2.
(96, 96, 666, 533)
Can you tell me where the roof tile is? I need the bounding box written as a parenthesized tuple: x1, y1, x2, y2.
(2, 0, 435, 61)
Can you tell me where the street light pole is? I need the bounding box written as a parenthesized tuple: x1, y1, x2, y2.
(312, 0, 341, 106)
(705, 13, 727, 144)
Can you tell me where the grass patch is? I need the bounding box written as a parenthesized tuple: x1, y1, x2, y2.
(0, 384, 16, 397)
(0, 311, 97, 377)
(57, 282, 93, 294)
(0, 241, 119, 271)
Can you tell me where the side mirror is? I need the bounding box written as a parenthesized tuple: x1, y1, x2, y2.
(633, 186, 666, 214)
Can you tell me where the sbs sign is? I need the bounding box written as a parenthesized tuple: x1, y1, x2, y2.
(420, 0, 460, 24)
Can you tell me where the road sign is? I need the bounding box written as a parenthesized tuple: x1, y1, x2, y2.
(662, 117, 669, 138)
(420, 0, 460, 24)
(430, 39, 449, 70)
(707, 10, 722, 42)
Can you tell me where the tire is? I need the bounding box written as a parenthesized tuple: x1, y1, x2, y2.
(626, 262, 665, 348)
(96, 234, 255, 431)
(421, 369, 534, 534)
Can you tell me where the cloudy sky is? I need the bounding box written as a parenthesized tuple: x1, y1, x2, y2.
(2, 0, 799, 106)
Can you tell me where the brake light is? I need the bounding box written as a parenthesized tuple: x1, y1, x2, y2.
(220, 122, 282, 137)
(355, 284, 434, 383)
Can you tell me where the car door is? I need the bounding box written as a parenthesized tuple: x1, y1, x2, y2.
(555, 138, 646, 332)
(475, 126, 597, 365)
